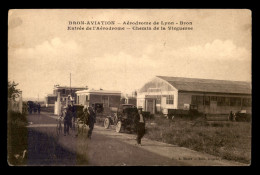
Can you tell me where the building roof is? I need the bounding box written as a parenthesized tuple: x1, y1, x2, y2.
(46, 94, 57, 97)
(53, 86, 86, 90)
(76, 89, 121, 95)
(157, 76, 251, 94)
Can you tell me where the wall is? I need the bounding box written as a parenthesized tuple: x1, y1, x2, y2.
(178, 91, 252, 114)
(109, 96, 121, 107)
(77, 94, 121, 108)
(46, 96, 57, 105)
(137, 77, 178, 113)
(178, 93, 192, 109)
(77, 94, 88, 106)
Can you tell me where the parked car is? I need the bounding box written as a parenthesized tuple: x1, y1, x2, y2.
(234, 110, 251, 122)
(104, 104, 139, 133)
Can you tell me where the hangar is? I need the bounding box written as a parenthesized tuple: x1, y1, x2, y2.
(137, 76, 251, 115)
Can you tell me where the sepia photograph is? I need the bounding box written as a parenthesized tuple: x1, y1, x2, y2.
(8, 9, 251, 166)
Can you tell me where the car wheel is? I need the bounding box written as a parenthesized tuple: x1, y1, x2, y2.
(116, 121, 122, 133)
(104, 118, 110, 129)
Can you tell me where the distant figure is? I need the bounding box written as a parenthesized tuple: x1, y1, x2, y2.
(28, 105, 32, 114)
(33, 103, 37, 114)
(64, 106, 73, 136)
(229, 111, 234, 121)
(134, 108, 146, 146)
(37, 103, 41, 114)
(233, 112, 237, 122)
(87, 105, 96, 139)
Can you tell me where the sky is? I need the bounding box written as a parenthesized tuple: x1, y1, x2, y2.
(8, 9, 252, 100)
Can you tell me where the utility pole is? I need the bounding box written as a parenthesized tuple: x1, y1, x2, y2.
(70, 73, 72, 95)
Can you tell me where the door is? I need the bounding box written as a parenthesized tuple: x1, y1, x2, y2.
(210, 101, 217, 114)
(146, 99, 155, 114)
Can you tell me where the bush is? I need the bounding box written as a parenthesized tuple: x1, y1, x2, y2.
(7, 111, 28, 165)
(8, 111, 28, 125)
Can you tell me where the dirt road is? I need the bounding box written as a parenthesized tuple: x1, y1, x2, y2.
(25, 112, 246, 166)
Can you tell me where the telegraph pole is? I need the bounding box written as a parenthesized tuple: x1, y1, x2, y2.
(70, 73, 72, 95)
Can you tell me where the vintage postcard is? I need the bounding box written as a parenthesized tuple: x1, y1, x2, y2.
(8, 9, 251, 166)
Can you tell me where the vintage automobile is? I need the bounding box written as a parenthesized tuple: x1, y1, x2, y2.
(167, 104, 201, 119)
(234, 110, 251, 122)
(103, 104, 139, 133)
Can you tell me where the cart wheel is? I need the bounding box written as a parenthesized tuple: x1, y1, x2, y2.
(104, 118, 110, 129)
(115, 121, 122, 133)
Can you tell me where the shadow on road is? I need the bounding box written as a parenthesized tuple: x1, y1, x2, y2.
(27, 127, 88, 166)
(85, 131, 187, 166)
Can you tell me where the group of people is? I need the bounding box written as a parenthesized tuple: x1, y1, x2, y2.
(62, 104, 96, 138)
(28, 102, 41, 114)
(61, 104, 146, 146)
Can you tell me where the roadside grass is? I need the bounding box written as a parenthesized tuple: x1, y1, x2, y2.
(7, 111, 28, 165)
(70, 113, 252, 164)
(145, 116, 251, 164)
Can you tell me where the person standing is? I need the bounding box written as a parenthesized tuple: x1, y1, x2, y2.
(33, 102, 37, 114)
(37, 103, 41, 114)
(229, 111, 234, 121)
(134, 108, 146, 146)
(87, 106, 96, 139)
(64, 106, 73, 136)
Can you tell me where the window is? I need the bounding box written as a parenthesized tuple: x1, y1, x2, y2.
(242, 98, 251, 107)
(225, 97, 230, 106)
(217, 97, 225, 106)
(230, 97, 241, 106)
(102, 96, 109, 107)
(62, 89, 66, 94)
(210, 96, 217, 101)
(204, 96, 210, 106)
(197, 96, 203, 105)
(156, 95, 161, 104)
(191, 95, 203, 105)
(166, 95, 174, 104)
(86, 95, 89, 101)
(148, 88, 161, 93)
(191, 96, 197, 104)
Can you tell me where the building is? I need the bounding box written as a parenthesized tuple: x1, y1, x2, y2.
(53, 85, 86, 102)
(75, 89, 121, 110)
(120, 92, 137, 105)
(45, 85, 87, 106)
(137, 76, 251, 115)
(45, 94, 57, 107)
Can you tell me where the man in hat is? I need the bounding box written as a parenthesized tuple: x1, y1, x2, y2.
(87, 105, 96, 139)
(134, 108, 146, 146)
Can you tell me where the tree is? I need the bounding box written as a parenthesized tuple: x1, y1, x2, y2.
(8, 81, 21, 101)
